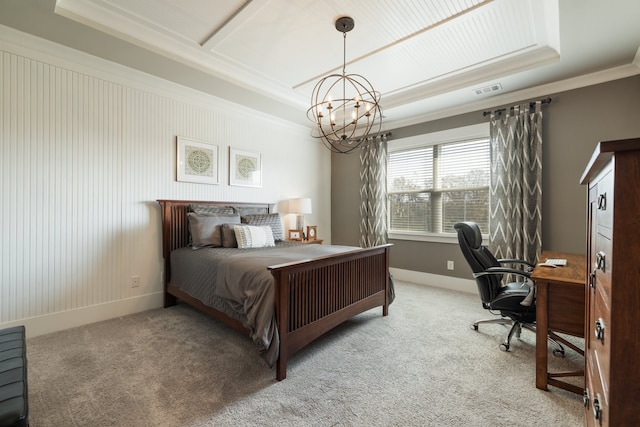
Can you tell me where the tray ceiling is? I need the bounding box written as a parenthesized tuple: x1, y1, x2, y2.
(53, 0, 640, 128)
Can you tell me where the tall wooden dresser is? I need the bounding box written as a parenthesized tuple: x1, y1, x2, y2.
(580, 138, 640, 426)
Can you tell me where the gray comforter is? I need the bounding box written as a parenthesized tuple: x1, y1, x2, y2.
(170, 243, 360, 366)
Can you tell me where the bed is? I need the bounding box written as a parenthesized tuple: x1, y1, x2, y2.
(157, 199, 392, 380)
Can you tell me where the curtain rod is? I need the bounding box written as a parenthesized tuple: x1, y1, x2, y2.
(482, 97, 552, 117)
(365, 132, 392, 141)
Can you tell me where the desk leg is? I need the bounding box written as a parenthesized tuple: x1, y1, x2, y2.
(536, 281, 549, 390)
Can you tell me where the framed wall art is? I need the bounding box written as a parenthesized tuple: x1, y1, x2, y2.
(229, 148, 262, 187)
(176, 136, 219, 184)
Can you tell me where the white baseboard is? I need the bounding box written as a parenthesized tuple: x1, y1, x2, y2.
(390, 268, 478, 295)
(1, 292, 165, 338)
(3, 272, 472, 338)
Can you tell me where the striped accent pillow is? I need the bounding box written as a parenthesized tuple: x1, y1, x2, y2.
(234, 225, 275, 249)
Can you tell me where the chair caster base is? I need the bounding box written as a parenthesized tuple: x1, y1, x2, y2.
(499, 343, 510, 352)
(552, 348, 565, 358)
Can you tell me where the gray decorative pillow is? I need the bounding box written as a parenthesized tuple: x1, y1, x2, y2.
(234, 225, 275, 249)
(188, 213, 240, 250)
(236, 207, 269, 216)
(188, 204, 237, 216)
(221, 223, 239, 248)
(241, 213, 284, 241)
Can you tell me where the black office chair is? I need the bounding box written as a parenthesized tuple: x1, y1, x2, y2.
(454, 221, 564, 354)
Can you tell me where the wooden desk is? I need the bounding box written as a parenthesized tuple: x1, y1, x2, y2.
(532, 251, 586, 394)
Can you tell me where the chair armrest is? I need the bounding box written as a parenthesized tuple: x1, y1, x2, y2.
(474, 267, 532, 281)
(497, 258, 535, 269)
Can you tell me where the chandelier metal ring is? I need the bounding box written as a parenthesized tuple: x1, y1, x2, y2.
(306, 16, 383, 154)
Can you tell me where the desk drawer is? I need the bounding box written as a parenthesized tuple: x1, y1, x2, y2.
(547, 281, 585, 336)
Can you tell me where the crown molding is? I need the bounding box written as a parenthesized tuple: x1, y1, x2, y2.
(0, 24, 309, 131)
(385, 62, 640, 130)
(54, 0, 307, 108)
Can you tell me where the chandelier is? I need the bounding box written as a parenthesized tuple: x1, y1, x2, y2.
(306, 17, 383, 154)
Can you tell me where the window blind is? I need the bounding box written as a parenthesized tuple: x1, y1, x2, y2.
(387, 137, 490, 234)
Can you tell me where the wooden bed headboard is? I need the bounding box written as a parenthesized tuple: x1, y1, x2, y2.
(156, 199, 275, 260)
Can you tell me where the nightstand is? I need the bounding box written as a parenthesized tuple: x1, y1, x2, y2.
(302, 239, 323, 245)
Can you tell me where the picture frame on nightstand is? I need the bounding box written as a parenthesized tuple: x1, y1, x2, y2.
(289, 229, 303, 241)
(306, 225, 318, 241)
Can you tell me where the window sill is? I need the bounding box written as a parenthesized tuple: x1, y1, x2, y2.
(388, 231, 458, 244)
(388, 231, 488, 244)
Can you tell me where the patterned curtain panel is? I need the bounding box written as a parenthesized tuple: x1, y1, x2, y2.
(489, 102, 543, 264)
(359, 135, 388, 247)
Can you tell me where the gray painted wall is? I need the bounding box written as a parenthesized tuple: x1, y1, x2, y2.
(331, 75, 640, 279)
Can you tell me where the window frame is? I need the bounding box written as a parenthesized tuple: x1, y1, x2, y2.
(387, 123, 490, 244)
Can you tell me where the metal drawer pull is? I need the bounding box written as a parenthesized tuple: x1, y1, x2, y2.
(596, 251, 606, 272)
(595, 318, 606, 343)
(593, 393, 602, 421)
(597, 193, 607, 210)
(589, 270, 597, 290)
(583, 388, 590, 408)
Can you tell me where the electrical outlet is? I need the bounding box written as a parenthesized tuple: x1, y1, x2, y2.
(447, 260, 455, 270)
(131, 275, 140, 288)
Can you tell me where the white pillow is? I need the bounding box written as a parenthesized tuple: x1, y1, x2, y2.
(234, 225, 275, 249)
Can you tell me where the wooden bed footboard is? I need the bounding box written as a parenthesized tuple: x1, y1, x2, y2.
(269, 243, 392, 380)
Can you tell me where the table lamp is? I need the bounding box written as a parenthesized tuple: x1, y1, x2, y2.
(288, 198, 312, 232)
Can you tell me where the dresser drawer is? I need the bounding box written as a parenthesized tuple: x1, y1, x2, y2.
(585, 365, 608, 427)
(592, 235, 612, 302)
(589, 289, 611, 393)
(594, 169, 613, 237)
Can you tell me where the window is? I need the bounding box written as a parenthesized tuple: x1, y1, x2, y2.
(387, 124, 490, 241)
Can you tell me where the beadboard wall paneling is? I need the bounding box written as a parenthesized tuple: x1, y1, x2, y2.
(0, 29, 328, 332)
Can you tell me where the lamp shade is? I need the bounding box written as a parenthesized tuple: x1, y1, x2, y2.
(288, 198, 312, 214)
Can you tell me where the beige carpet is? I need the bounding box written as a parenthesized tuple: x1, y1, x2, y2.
(26, 281, 583, 426)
